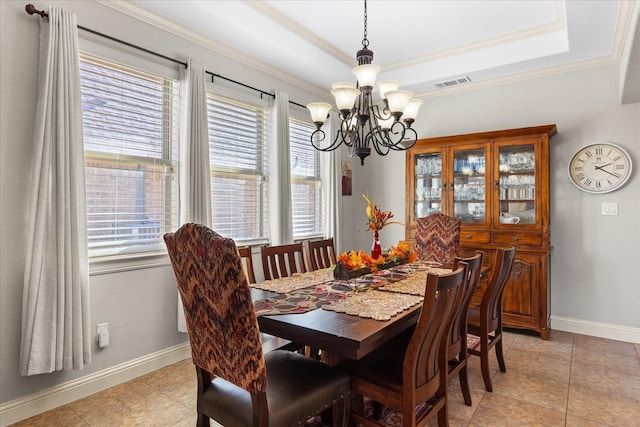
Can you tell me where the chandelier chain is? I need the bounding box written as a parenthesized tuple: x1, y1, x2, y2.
(362, 0, 368, 48)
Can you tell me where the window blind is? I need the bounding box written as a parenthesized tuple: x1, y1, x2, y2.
(207, 93, 270, 243)
(80, 54, 179, 257)
(290, 118, 323, 239)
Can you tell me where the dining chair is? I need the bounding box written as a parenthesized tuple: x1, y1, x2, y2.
(303, 237, 337, 271)
(447, 251, 484, 406)
(467, 246, 517, 392)
(238, 245, 300, 353)
(338, 265, 467, 427)
(237, 246, 257, 284)
(261, 242, 307, 280)
(414, 213, 462, 265)
(164, 223, 350, 427)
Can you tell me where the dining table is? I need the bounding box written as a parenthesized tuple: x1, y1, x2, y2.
(251, 262, 452, 365)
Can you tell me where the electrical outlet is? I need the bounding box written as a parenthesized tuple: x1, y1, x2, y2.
(97, 323, 110, 348)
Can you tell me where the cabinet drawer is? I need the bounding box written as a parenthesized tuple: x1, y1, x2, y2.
(493, 232, 542, 246)
(460, 231, 491, 243)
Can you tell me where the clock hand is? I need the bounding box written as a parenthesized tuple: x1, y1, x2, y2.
(594, 167, 619, 178)
(593, 163, 612, 171)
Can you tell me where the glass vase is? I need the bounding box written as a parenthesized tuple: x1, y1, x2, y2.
(371, 230, 382, 260)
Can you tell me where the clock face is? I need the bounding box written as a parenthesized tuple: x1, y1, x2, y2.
(568, 143, 633, 193)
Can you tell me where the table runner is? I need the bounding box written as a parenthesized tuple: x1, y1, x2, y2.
(253, 262, 449, 320)
(254, 281, 351, 316)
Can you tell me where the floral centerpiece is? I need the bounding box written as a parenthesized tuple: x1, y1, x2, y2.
(333, 241, 417, 280)
(363, 194, 402, 260)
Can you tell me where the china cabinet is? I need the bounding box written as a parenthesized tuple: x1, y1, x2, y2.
(405, 125, 557, 339)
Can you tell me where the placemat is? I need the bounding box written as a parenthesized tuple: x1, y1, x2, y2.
(322, 290, 423, 321)
(378, 268, 452, 296)
(251, 268, 334, 293)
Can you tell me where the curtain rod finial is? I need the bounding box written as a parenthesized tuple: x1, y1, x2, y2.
(25, 4, 48, 18)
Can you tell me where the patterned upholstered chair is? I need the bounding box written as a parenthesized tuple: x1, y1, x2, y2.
(338, 266, 467, 427)
(414, 213, 462, 265)
(164, 223, 350, 427)
(467, 246, 517, 392)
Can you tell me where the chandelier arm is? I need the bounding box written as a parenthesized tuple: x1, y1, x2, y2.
(310, 128, 349, 152)
(369, 134, 390, 157)
(369, 103, 393, 122)
(386, 125, 418, 151)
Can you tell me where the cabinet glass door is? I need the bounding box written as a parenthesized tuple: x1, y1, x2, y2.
(452, 148, 486, 224)
(498, 144, 536, 225)
(414, 153, 443, 219)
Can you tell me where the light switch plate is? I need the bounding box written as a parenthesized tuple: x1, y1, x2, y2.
(601, 202, 618, 215)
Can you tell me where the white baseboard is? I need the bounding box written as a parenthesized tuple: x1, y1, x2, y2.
(0, 342, 191, 427)
(551, 315, 640, 344)
(3, 317, 638, 426)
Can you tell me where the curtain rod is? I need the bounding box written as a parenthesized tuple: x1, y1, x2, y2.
(25, 4, 307, 110)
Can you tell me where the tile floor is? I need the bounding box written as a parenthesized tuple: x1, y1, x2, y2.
(10, 329, 640, 427)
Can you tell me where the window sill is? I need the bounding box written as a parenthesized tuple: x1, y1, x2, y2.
(89, 251, 171, 276)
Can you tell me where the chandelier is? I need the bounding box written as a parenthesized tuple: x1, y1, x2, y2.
(306, 0, 422, 166)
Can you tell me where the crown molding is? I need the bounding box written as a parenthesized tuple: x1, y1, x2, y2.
(94, 0, 328, 99)
(94, 0, 634, 103)
(246, 1, 355, 68)
(416, 53, 620, 100)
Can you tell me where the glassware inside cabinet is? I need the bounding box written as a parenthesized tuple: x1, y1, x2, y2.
(452, 148, 486, 224)
(498, 144, 536, 224)
(414, 153, 442, 219)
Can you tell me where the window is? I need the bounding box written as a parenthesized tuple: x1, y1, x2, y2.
(207, 92, 269, 244)
(80, 54, 178, 258)
(290, 118, 323, 239)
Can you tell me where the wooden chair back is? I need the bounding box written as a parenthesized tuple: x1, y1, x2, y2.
(467, 246, 517, 392)
(482, 246, 517, 331)
(237, 246, 256, 284)
(414, 213, 461, 264)
(409, 265, 467, 391)
(303, 237, 337, 271)
(449, 251, 484, 355)
(448, 251, 484, 406)
(260, 242, 307, 280)
(341, 265, 467, 426)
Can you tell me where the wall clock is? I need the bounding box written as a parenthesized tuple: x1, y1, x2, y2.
(568, 143, 633, 193)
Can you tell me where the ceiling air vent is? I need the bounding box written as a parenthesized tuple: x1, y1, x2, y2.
(435, 76, 472, 88)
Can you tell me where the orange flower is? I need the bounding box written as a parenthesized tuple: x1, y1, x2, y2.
(337, 241, 415, 273)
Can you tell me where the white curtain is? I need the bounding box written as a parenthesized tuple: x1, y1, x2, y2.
(20, 6, 91, 376)
(268, 90, 293, 245)
(321, 112, 343, 252)
(176, 58, 211, 332)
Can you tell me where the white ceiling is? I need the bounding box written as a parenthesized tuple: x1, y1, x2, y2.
(117, 0, 637, 101)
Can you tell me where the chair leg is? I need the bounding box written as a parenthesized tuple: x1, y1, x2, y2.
(495, 335, 506, 373)
(196, 412, 210, 427)
(458, 365, 472, 406)
(480, 339, 493, 392)
(332, 394, 350, 427)
(437, 401, 448, 427)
